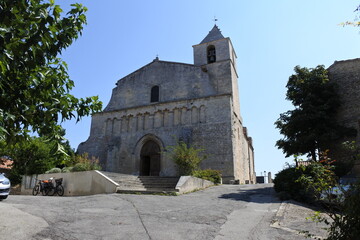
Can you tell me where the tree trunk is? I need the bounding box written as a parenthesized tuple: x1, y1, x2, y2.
(311, 149, 317, 161)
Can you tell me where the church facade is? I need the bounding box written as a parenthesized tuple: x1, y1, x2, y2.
(78, 25, 256, 183)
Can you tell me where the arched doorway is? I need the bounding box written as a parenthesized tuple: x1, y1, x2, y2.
(140, 140, 161, 176)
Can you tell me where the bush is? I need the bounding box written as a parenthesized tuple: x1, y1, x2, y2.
(69, 153, 101, 172)
(326, 181, 360, 240)
(297, 160, 336, 202)
(192, 169, 222, 184)
(274, 156, 337, 204)
(273, 167, 305, 201)
(165, 141, 206, 175)
(71, 163, 88, 172)
(45, 168, 62, 174)
(61, 167, 73, 173)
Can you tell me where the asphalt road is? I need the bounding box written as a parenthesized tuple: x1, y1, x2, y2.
(0, 184, 312, 240)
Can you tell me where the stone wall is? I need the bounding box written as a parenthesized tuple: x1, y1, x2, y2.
(21, 171, 119, 196)
(328, 58, 360, 175)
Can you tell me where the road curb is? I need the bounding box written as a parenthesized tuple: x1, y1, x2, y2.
(274, 200, 288, 218)
(270, 201, 324, 240)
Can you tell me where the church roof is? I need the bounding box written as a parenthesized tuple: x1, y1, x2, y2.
(200, 25, 225, 44)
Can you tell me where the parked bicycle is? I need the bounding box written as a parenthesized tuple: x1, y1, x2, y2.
(48, 178, 64, 196)
(32, 178, 64, 196)
(32, 178, 51, 196)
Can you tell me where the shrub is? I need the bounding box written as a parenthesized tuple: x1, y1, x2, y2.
(325, 181, 360, 240)
(297, 159, 337, 202)
(70, 153, 101, 172)
(274, 152, 338, 204)
(61, 167, 73, 173)
(274, 162, 328, 203)
(71, 163, 88, 172)
(45, 168, 62, 174)
(273, 167, 305, 201)
(165, 141, 206, 175)
(192, 169, 222, 184)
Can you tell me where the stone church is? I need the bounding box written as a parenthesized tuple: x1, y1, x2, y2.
(78, 25, 256, 184)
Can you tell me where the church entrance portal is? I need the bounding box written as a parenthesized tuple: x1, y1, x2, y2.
(140, 140, 161, 176)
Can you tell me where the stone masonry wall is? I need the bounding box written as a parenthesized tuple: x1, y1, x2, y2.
(328, 58, 360, 175)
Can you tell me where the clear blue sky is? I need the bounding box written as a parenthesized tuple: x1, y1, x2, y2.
(60, 0, 360, 177)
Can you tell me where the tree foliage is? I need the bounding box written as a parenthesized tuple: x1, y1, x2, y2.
(0, 0, 102, 150)
(0, 136, 74, 183)
(275, 65, 354, 160)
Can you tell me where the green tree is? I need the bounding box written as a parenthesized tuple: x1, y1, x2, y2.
(0, 0, 102, 151)
(0, 136, 73, 183)
(275, 65, 354, 161)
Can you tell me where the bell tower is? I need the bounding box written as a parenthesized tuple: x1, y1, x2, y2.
(193, 25, 237, 73)
(193, 25, 240, 117)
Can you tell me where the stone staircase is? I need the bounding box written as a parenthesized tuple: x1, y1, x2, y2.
(100, 171, 180, 194)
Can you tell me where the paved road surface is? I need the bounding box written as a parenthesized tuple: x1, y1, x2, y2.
(0, 184, 323, 240)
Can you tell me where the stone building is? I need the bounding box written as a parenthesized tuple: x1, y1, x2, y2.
(328, 59, 360, 175)
(78, 25, 256, 183)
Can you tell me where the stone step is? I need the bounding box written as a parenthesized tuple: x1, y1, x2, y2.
(117, 181, 179, 189)
(116, 178, 179, 185)
(117, 184, 177, 190)
(117, 177, 179, 182)
(116, 188, 179, 194)
(100, 171, 180, 194)
(139, 180, 179, 185)
(135, 183, 179, 187)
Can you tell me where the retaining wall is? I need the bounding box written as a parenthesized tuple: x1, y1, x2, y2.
(21, 170, 119, 196)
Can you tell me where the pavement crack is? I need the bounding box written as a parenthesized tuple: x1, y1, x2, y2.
(111, 195, 152, 240)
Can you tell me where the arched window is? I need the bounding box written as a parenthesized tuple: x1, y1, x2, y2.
(150, 86, 159, 102)
(207, 45, 216, 63)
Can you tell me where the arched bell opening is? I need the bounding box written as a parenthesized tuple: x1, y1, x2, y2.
(207, 45, 216, 64)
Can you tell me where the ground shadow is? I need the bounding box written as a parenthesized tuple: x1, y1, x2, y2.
(219, 185, 281, 204)
(218, 185, 327, 212)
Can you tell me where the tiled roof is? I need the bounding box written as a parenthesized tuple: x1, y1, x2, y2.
(0, 158, 13, 169)
(200, 25, 225, 44)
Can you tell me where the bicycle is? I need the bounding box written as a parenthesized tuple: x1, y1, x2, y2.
(32, 178, 64, 196)
(46, 178, 64, 196)
(32, 178, 52, 196)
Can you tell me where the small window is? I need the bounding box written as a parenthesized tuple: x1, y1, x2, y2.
(150, 86, 159, 102)
(207, 45, 216, 63)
